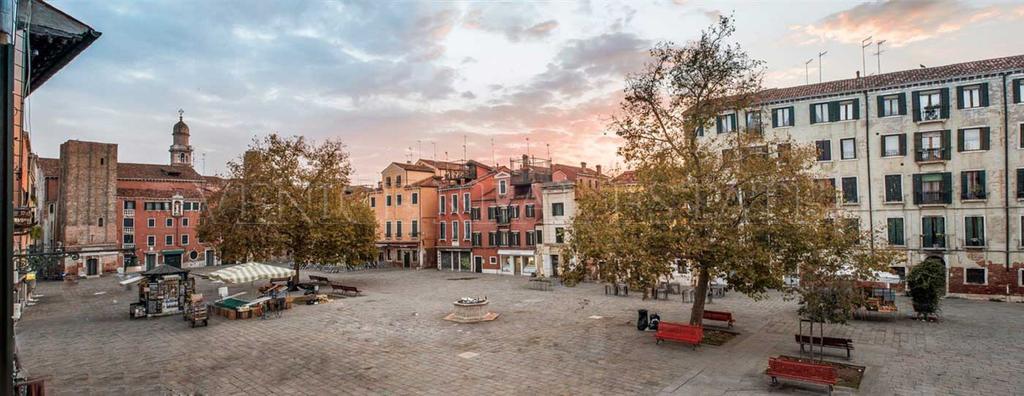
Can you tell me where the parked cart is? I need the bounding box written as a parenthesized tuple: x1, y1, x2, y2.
(184, 293, 209, 328)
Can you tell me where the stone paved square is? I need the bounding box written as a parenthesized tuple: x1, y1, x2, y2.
(15, 269, 1024, 395)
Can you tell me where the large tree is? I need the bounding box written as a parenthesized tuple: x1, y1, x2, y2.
(564, 17, 900, 326)
(198, 134, 377, 285)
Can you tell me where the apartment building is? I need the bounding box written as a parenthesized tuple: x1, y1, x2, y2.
(436, 161, 495, 273)
(706, 55, 1024, 297)
(538, 181, 575, 277)
(370, 162, 439, 268)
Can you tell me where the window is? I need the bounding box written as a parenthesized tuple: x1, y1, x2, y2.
(124, 200, 136, 210)
(396, 221, 402, 237)
(439, 222, 446, 240)
(487, 232, 495, 246)
(965, 268, 986, 285)
(772, 107, 793, 127)
(525, 204, 535, 217)
(1018, 169, 1024, 199)
(439, 196, 446, 213)
(411, 220, 418, 237)
(815, 140, 831, 161)
(841, 177, 858, 203)
(451, 221, 458, 240)
(916, 130, 948, 161)
(386, 195, 392, 206)
(451, 194, 458, 213)
(396, 194, 402, 206)
(147, 235, 155, 247)
(1016, 78, 1024, 104)
(181, 235, 189, 245)
(745, 111, 761, 131)
(882, 134, 905, 157)
(840, 138, 856, 159)
(915, 89, 943, 121)
(499, 180, 507, 195)
(385, 221, 392, 237)
(463, 193, 470, 212)
(166, 218, 173, 227)
(884, 175, 902, 202)
(148, 218, 156, 228)
(464, 221, 471, 240)
(97, 217, 104, 227)
(395, 175, 402, 186)
(370, 197, 376, 207)
(960, 170, 986, 200)
(412, 192, 418, 204)
(880, 95, 901, 117)
(182, 218, 189, 227)
(837, 100, 855, 121)
(489, 256, 497, 264)
(385, 177, 392, 187)
(716, 113, 736, 133)
(552, 202, 565, 216)
(123, 218, 134, 228)
(886, 218, 904, 246)
(964, 216, 985, 247)
(921, 216, 945, 249)
(914, 172, 951, 205)
(958, 84, 987, 109)
(555, 227, 565, 243)
(811, 103, 829, 123)
(165, 235, 174, 245)
(958, 127, 988, 152)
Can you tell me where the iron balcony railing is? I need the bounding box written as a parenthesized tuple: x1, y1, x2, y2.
(123, 209, 135, 217)
(920, 235, 948, 250)
(921, 106, 941, 121)
(919, 191, 946, 205)
(917, 148, 945, 161)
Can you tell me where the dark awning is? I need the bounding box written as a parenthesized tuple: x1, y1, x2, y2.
(18, 0, 101, 93)
(142, 264, 189, 277)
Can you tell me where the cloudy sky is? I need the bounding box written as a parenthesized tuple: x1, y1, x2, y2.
(31, 0, 1024, 184)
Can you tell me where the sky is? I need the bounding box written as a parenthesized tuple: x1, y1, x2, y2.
(29, 0, 1024, 184)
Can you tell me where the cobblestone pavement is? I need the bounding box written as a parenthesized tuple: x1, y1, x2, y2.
(15, 268, 1024, 395)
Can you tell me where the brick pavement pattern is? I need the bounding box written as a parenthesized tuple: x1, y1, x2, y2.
(15, 269, 1024, 395)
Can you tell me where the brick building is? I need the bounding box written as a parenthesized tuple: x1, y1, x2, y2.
(38, 114, 220, 276)
(435, 161, 496, 273)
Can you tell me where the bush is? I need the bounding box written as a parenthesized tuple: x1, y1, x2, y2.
(907, 258, 946, 320)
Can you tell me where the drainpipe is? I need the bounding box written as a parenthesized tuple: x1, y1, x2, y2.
(863, 90, 875, 252)
(1003, 74, 1010, 273)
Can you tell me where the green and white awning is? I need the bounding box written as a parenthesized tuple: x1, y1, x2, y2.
(207, 262, 295, 284)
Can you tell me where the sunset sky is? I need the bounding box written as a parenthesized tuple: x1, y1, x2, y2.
(32, 0, 1024, 184)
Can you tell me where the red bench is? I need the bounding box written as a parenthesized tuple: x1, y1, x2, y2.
(766, 357, 837, 395)
(654, 322, 703, 349)
(702, 310, 735, 327)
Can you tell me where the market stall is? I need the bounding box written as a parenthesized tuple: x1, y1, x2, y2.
(207, 263, 299, 320)
(129, 265, 194, 319)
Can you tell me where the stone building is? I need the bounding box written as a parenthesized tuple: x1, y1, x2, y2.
(39, 114, 220, 276)
(703, 54, 1024, 297)
(538, 181, 576, 277)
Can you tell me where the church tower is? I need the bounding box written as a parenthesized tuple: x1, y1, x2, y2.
(170, 109, 193, 167)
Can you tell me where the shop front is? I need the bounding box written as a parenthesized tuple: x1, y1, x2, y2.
(498, 249, 537, 276)
(438, 248, 473, 272)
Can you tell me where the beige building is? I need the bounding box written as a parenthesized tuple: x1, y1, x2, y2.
(370, 162, 439, 268)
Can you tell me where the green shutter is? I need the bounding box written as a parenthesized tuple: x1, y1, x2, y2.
(941, 130, 951, 160)
(922, 217, 933, 247)
(939, 88, 950, 119)
(810, 104, 817, 124)
(787, 107, 795, 126)
(913, 132, 923, 161)
(980, 127, 990, 150)
(957, 129, 965, 152)
(829, 101, 840, 122)
(1017, 169, 1024, 198)
(979, 171, 986, 198)
(960, 171, 968, 200)
(956, 86, 965, 110)
(1014, 79, 1022, 104)
(716, 116, 723, 133)
(911, 91, 921, 121)
(898, 93, 907, 115)
(912, 174, 922, 204)
(941, 172, 952, 203)
(852, 98, 860, 119)
(876, 95, 885, 118)
(899, 134, 907, 156)
(979, 83, 989, 107)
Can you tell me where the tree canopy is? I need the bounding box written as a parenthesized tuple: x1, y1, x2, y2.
(564, 16, 901, 325)
(198, 134, 377, 283)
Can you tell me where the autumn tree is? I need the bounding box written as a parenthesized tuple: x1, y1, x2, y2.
(199, 134, 377, 285)
(564, 16, 900, 326)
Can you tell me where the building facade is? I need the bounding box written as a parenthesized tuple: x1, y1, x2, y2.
(370, 162, 439, 268)
(538, 181, 576, 277)
(705, 55, 1024, 297)
(435, 161, 495, 273)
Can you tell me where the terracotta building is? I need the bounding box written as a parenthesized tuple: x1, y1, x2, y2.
(370, 161, 440, 268)
(435, 160, 496, 272)
(38, 114, 220, 276)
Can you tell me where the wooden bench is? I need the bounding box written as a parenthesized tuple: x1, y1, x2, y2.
(766, 357, 837, 395)
(329, 283, 361, 297)
(795, 335, 854, 359)
(702, 310, 735, 327)
(308, 275, 330, 285)
(654, 322, 703, 349)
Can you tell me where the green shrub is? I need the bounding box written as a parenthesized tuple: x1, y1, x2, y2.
(907, 258, 946, 320)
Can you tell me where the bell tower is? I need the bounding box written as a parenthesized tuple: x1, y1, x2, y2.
(170, 109, 193, 167)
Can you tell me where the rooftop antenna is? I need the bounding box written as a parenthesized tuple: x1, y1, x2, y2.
(406, 146, 413, 163)
(417, 139, 422, 159)
(804, 58, 813, 84)
(546, 143, 550, 161)
(201, 153, 206, 175)
(462, 135, 467, 163)
(860, 36, 872, 78)
(491, 137, 496, 168)
(526, 137, 530, 157)
(874, 40, 886, 74)
(818, 51, 828, 83)
(444, 150, 448, 162)
(432, 142, 437, 162)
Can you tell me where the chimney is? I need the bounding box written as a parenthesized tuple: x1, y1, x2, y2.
(521, 154, 529, 170)
(596, 165, 602, 175)
(580, 161, 587, 169)
(856, 71, 860, 78)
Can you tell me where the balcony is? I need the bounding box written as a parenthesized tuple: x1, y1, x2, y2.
(123, 243, 136, 249)
(920, 106, 941, 121)
(919, 191, 947, 205)
(124, 227, 134, 235)
(123, 209, 135, 217)
(13, 206, 35, 231)
(917, 148, 945, 162)
(963, 237, 986, 249)
(920, 235, 948, 250)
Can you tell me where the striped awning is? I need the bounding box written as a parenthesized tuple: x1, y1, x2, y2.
(207, 262, 295, 284)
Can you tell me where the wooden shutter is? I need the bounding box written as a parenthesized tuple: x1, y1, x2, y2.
(979, 171, 987, 198)
(979, 83, 989, 107)
(716, 116, 723, 133)
(911, 91, 921, 121)
(828, 101, 840, 122)
(809, 104, 817, 124)
(771, 109, 778, 128)
(787, 107, 794, 126)
(957, 129, 965, 152)
(852, 98, 860, 119)
(912, 174, 922, 204)
(960, 171, 968, 199)
(980, 127, 990, 150)
(1014, 79, 1023, 104)
(922, 217, 933, 247)
(941, 172, 952, 203)
(939, 88, 950, 119)
(898, 134, 907, 156)
(898, 93, 907, 115)
(913, 132, 923, 161)
(1017, 169, 1024, 198)
(876, 95, 885, 118)
(941, 130, 951, 160)
(956, 86, 965, 110)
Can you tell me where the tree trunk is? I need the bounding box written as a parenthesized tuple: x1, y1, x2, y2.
(689, 266, 711, 326)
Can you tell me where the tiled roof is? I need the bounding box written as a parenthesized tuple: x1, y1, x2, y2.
(758, 54, 1024, 103)
(118, 163, 204, 181)
(611, 170, 637, 185)
(552, 164, 606, 180)
(38, 157, 60, 178)
(391, 162, 435, 173)
(117, 187, 207, 199)
(407, 176, 442, 188)
(417, 159, 465, 171)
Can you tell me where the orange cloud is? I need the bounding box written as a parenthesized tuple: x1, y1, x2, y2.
(791, 0, 1010, 47)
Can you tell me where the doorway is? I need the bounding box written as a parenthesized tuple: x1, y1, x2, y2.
(85, 258, 99, 276)
(474, 256, 483, 273)
(550, 254, 559, 277)
(145, 254, 156, 270)
(205, 250, 215, 266)
(403, 251, 411, 268)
